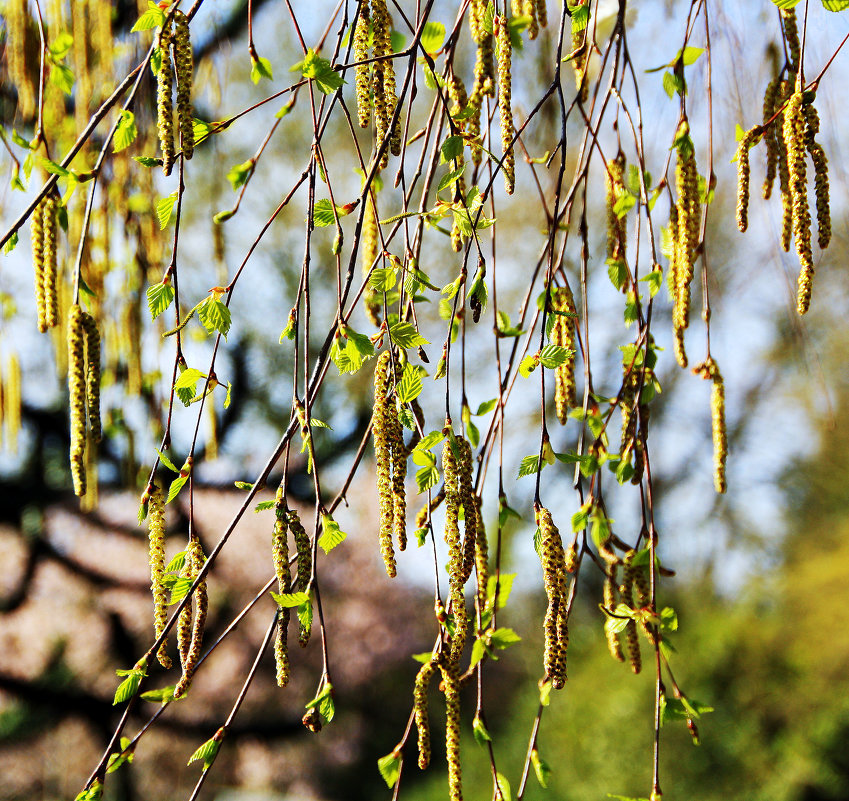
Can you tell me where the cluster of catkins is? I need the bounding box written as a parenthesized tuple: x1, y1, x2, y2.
(67, 304, 101, 497)
(372, 351, 408, 577)
(410, 430, 484, 801)
(600, 540, 653, 674)
(736, 8, 830, 315)
(157, 9, 194, 176)
(668, 120, 701, 369)
(549, 286, 577, 424)
(354, 0, 401, 167)
(31, 194, 60, 334)
(692, 358, 727, 494)
(270, 486, 312, 688)
(536, 507, 571, 688)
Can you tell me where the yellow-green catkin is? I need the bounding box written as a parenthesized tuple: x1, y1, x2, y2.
(618, 562, 641, 674)
(606, 154, 627, 261)
(762, 77, 780, 200)
(147, 483, 171, 669)
(570, 21, 589, 103)
(550, 286, 577, 423)
(620, 366, 638, 465)
(288, 508, 312, 647)
(414, 661, 436, 769)
(782, 9, 800, 74)
(457, 438, 477, 585)
(673, 124, 699, 368)
(775, 80, 793, 252)
(41, 196, 59, 331)
(389, 374, 407, 552)
(495, 15, 515, 195)
(447, 75, 469, 252)
(693, 358, 727, 493)
(68, 305, 87, 496)
(735, 127, 759, 232)
(81, 312, 101, 443)
(31, 199, 46, 333)
(6, 0, 37, 120)
(373, 352, 397, 576)
(272, 486, 291, 687)
(174, 537, 208, 698)
(2, 354, 21, 454)
(537, 507, 568, 688)
(354, 0, 371, 128)
(440, 663, 463, 801)
(362, 189, 382, 326)
(472, 495, 489, 619)
(443, 433, 467, 664)
(782, 91, 814, 314)
(803, 102, 831, 251)
(173, 10, 194, 160)
(176, 550, 194, 671)
(370, 0, 396, 167)
(603, 566, 625, 662)
(157, 19, 175, 176)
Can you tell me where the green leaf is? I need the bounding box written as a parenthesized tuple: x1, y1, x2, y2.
(165, 575, 193, 603)
(192, 118, 215, 146)
(822, 0, 849, 9)
(662, 70, 684, 98)
(113, 111, 138, 153)
(106, 738, 135, 774)
(613, 192, 636, 218)
(369, 267, 397, 291)
(416, 464, 439, 493)
(3, 231, 19, 254)
(419, 21, 446, 54)
(165, 550, 186, 572)
(377, 752, 402, 789)
(40, 157, 70, 178)
(486, 573, 516, 610)
(140, 685, 177, 704)
(571, 505, 589, 533)
(132, 3, 165, 32)
(397, 363, 423, 403)
(187, 735, 221, 769)
(156, 192, 178, 229)
(469, 637, 489, 669)
(519, 355, 539, 378)
(167, 473, 189, 504)
(438, 165, 465, 194)
(641, 267, 663, 298)
(147, 281, 175, 320)
(473, 714, 492, 746)
(531, 749, 551, 788)
(297, 598, 313, 632)
(440, 135, 464, 164)
(254, 500, 275, 512)
(607, 258, 629, 291)
(227, 159, 254, 190)
(489, 627, 521, 649)
(156, 449, 179, 474)
(494, 772, 512, 801)
(389, 320, 429, 348)
(312, 198, 340, 227)
(416, 430, 445, 452)
(49, 62, 74, 94)
(517, 454, 541, 478)
(319, 514, 347, 554)
(197, 296, 231, 338)
(48, 31, 73, 60)
(113, 670, 144, 705)
(271, 590, 311, 608)
(292, 49, 344, 94)
(495, 310, 524, 337)
(250, 55, 273, 84)
(539, 344, 572, 369)
(134, 156, 160, 168)
(175, 368, 205, 406)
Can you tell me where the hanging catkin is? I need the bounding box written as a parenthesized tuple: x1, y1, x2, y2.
(495, 15, 515, 195)
(82, 312, 101, 443)
(693, 358, 727, 494)
(287, 508, 312, 646)
(354, 0, 371, 128)
(68, 305, 87, 496)
(550, 286, 577, 423)
(536, 507, 568, 688)
(174, 537, 208, 698)
(606, 154, 627, 261)
(373, 352, 397, 576)
(413, 660, 436, 769)
(440, 663, 463, 801)
(41, 196, 59, 331)
(457, 438, 476, 586)
(272, 485, 291, 687)
(31, 198, 46, 333)
(157, 18, 175, 176)
(173, 10, 195, 160)
(803, 102, 831, 251)
(735, 127, 759, 232)
(147, 483, 171, 669)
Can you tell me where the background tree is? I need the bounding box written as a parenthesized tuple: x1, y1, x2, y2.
(0, 1, 848, 801)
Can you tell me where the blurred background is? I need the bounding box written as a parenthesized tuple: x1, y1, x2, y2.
(1, 1, 849, 800)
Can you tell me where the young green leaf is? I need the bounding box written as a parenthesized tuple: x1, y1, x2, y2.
(147, 281, 175, 320)
(377, 752, 402, 789)
(250, 55, 273, 84)
(270, 591, 311, 608)
(156, 192, 178, 229)
(318, 514, 347, 554)
(113, 111, 138, 153)
(197, 296, 232, 338)
(473, 714, 492, 746)
(397, 363, 423, 403)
